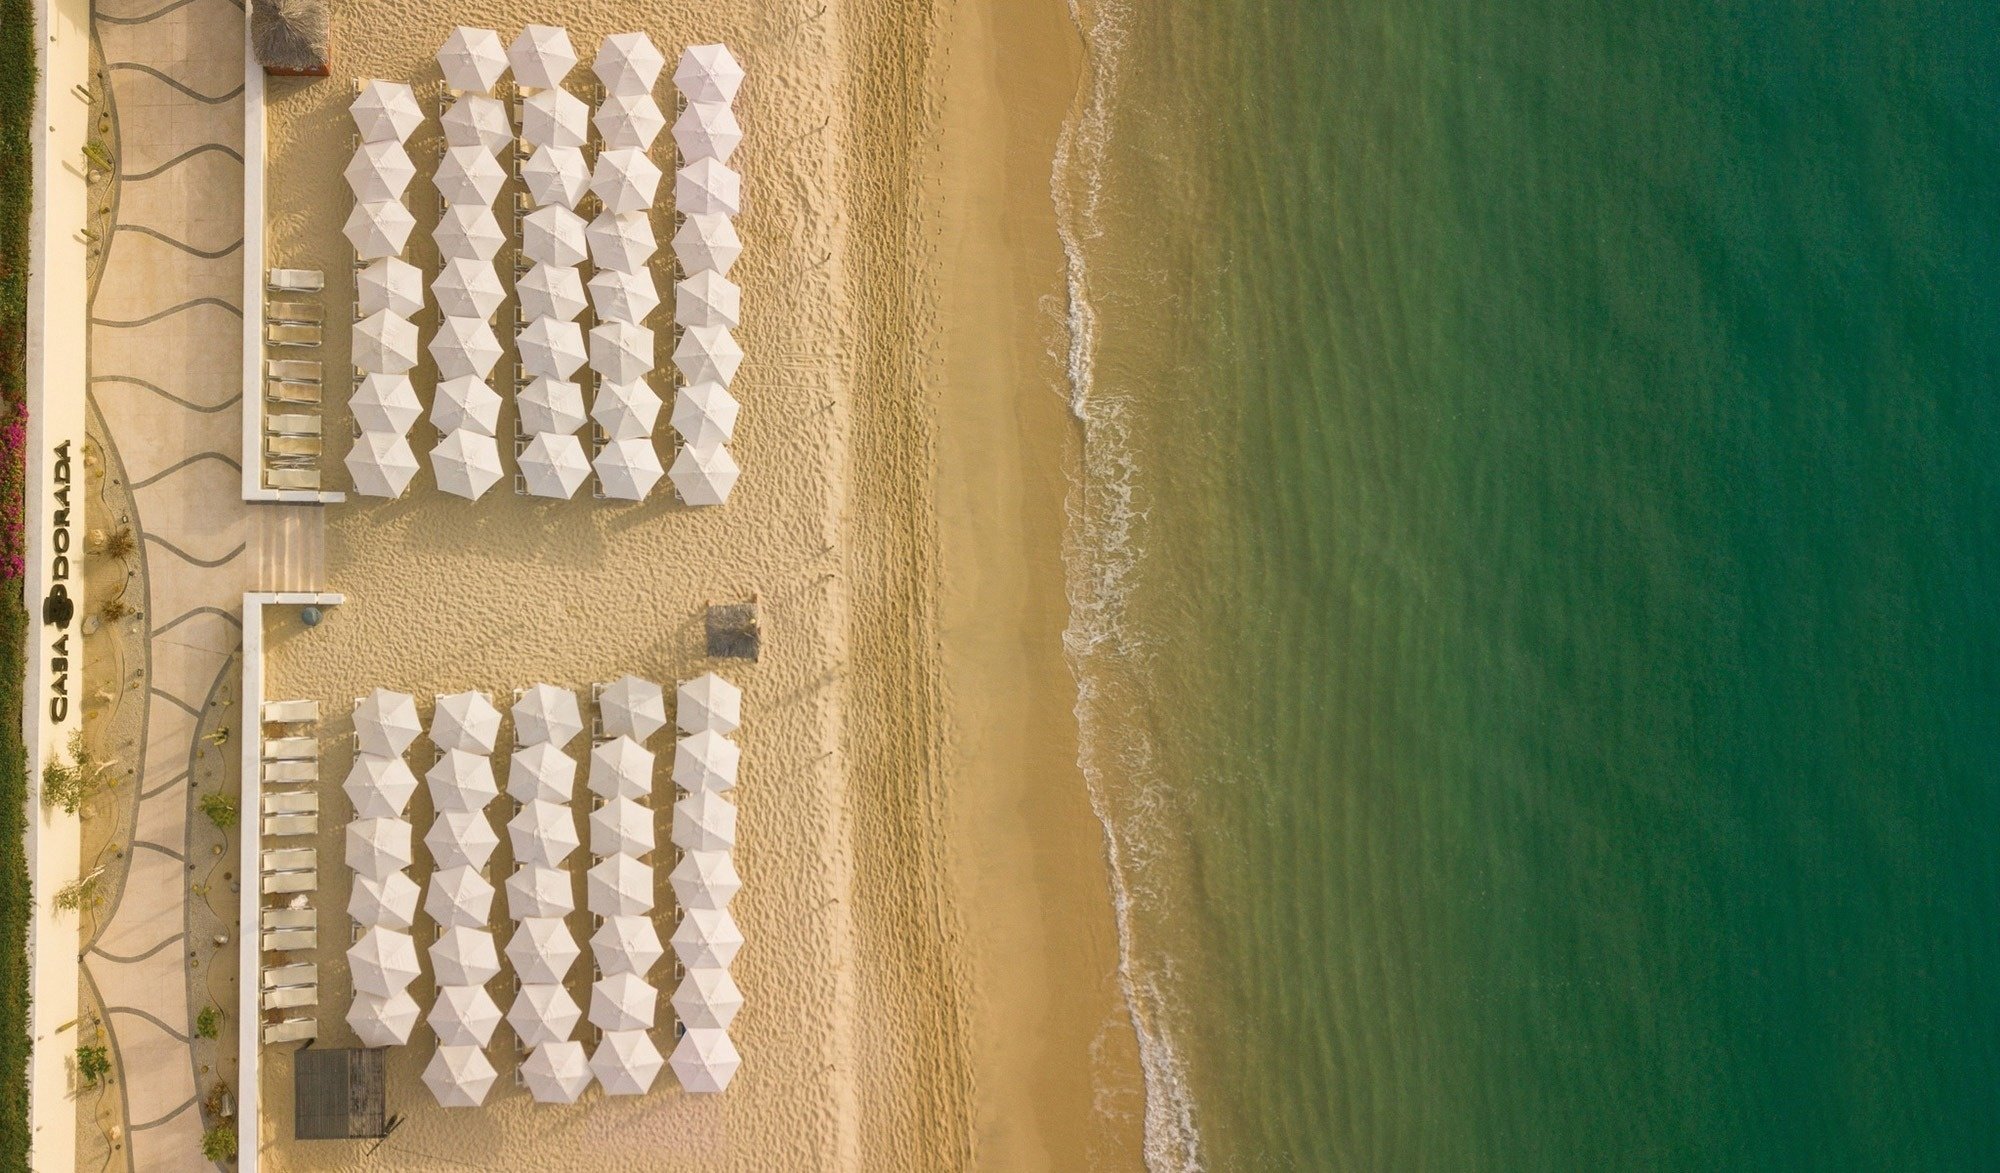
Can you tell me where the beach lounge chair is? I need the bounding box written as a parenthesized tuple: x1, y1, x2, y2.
(267, 358, 321, 383)
(267, 435, 321, 459)
(267, 300, 323, 324)
(263, 760, 317, 783)
(261, 907, 316, 931)
(263, 962, 317, 988)
(266, 414, 323, 437)
(262, 869, 317, 895)
(268, 379, 322, 406)
(261, 984, 318, 1011)
(263, 736, 316, 760)
(262, 813, 318, 838)
(268, 268, 324, 293)
(266, 468, 321, 492)
(264, 791, 318, 815)
(265, 322, 321, 348)
(262, 699, 319, 724)
(262, 927, 317, 952)
(262, 847, 315, 872)
(264, 1016, 317, 1044)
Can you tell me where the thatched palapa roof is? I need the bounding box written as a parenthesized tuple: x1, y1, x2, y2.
(251, 0, 330, 77)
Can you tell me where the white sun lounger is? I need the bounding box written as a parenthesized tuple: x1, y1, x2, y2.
(267, 414, 323, 437)
(263, 760, 317, 784)
(266, 468, 321, 492)
(268, 379, 322, 406)
(261, 870, 317, 895)
(264, 1016, 317, 1044)
(262, 814, 318, 838)
(263, 791, 317, 815)
(263, 699, 320, 724)
(269, 268, 325, 293)
(262, 962, 317, 989)
(261, 907, 315, 931)
(261, 984, 318, 1011)
(263, 737, 317, 761)
(262, 928, 317, 952)
(261, 847, 315, 872)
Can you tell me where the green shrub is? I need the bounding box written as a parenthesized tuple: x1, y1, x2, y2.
(201, 1124, 237, 1162)
(75, 1044, 108, 1088)
(198, 790, 238, 830)
(51, 873, 102, 913)
(194, 1006, 220, 1040)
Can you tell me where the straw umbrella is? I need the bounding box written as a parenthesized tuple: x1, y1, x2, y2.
(521, 205, 589, 268)
(591, 379, 663, 441)
(676, 673, 742, 735)
(589, 797, 653, 858)
(504, 865, 574, 918)
(347, 869, 420, 930)
(671, 966, 743, 1030)
(675, 270, 741, 330)
(588, 735, 654, 800)
(591, 1030, 665, 1096)
(517, 317, 587, 381)
(434, 205, 506, 263)
(438, 26, 508, 93)
(670, 907, 743, 968)
(424, 864, 494, 928)
(672, 214, 742, 276)
(508, 984, 582, 1048)
(521, 88, 589, 151)
(513, 684, 583, 747)
(671, 789, 737, 852)
(347, 926, 421, 997)
(426, 748, 499, 813)
(599, 675, 667, 742)
(588, 321, 653, 385)
(348, 374, 421, 435)
(440, 93, 512, 152)
(590, 914, 664, 978)
(430, 376, 500, 438)
(343, 199, 416, 259)
(586, 854, 654, 917)
(518, 432, 591, 499)
(346, 989, 420, 1047)
(521, 1041, 592, 1103)
(430, 428, 504, 500)
(671, 382, 739, 449)
(508, 800, 581, 869)
(422, 1044, 497, 1108)
(506, 740, 576, 803)
(356, 256, 422, 318)
(521, 144, 589, 209)
(434, 144, 506, 207)
(428, 984, 503, 1047)
(674, 43, 744, 105)
(430, 318, 502, 381)
(350, 80, 422, 143)
(517, 376, 587, 435)
(344, 139, 414, 202)
(432, 690, 502, 754)
(351, 309, 418, 373)
(344, 431, 419, 498)
(669, 442, 741, 507)
(595, 31, 666, 97)
(585, 210, 656, 274)
(673, 729, 741, 791)
(354, 688, 421, 756)
(670, 1028, 740, 1093)
(669, 850, 741, 911)
(595, 92, 665, 150)
(672, 325, 743, 385)
(432, 257, 506, 320)
(674, 158, 741, 217)
(506, 916, 581, 984)
(587, 973, 656, 1033)
(671, 102, 743, 164)
(425, 809, 500, 870)
(430, 925, 500, 986)
(508, 24, 576, 90)
(517, 263, 587, 322)
(342, 752, 418, 817)
(591, 148, 663, 215)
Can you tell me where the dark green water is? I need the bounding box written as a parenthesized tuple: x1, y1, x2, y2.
(1057, 1, 2000, 1168)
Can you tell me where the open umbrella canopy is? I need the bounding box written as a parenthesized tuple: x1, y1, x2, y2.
(424, 864, 495, 928)
(586, 853, 654, 917)
(506, 916, 581, 984)
(670, 907, 744, 969)
(344, 430, 420, 498)
(674, 43, 744, 105)
(434, 144, 507, 207)
(588, 735, 655, 800)
(348, 926, 421, 998)
(519, 432, 591, 499)
(591, 147, 663, 215)
(342, 752, 418, 818)
(671, 101, 743, 164)
(522, 1040, 592, 1103)
(671, 789, 737, 852)
(521, 204, 589, 268)
(587, 269, 659, 327)
(356, 256, 423, 318)
(517, 263, 587, 323)
(432, 689, 503, 753)
(508, 24, 576, 90)
(348, 869, 420, 930)
(441, 93, 513, 153)
(588, 972, 657, 1033)
(344, 139, 415, 202)
(513, 684, 583, 747)
(426, 747, 499, 812)
(674, 158, 741, 217)
(521, 143, 589, 209)
(521, 88, 590, 151)
(351, 79, 423, 143)
(504, 864, 574, 918)
(595, 31, 666, 97)
(432, 257, 506, 320)
(675, 270, 741, 330)
(344, 199, 417, 259)
(343, 823, 411, 882)
(438, 26, 508, 93)
(595, 92, 665, 150)
(599, 675, 667, 742)
(350, 373, 422, 435)
(585, 210, 656, 275)
(508, 799, 581, 869)
(673, 213, 742, 276)
(588, 320, 654, 385)
(670, 1028, 741, 1094)
(425, 809, 501, 870)
(347, 989, 420, 1047)
(431, 317, 503, 381)
(592, 1029, 665, 1096)
(669, 442, 741, 507)
(354, 688, 421, 756)
(430, 428, 505, 500)
(428, 984, 503, 1047)
(434, 204, 506, 263)
(589, 796, 654, 858)
(672, 325, 744, 386)
(430, 376, 501, 437)
(669, 850, 742, 911)
(508, 983, 582, 1048)
(507, 740, 577, 804)
(591, 379, 663, 441)
(591, 914, 665, 978)
(351, 309, 418, 373)
(673, 729, 741, 791)
(671, 382, 739, 449)
(430, 925, 501, 986)
(676, 673, 742, 735)
(518, 376, 587, 435)
(422, 1044, 497, 1109)
(517, 317, 588, 381)
(671, 966, 744, 1031)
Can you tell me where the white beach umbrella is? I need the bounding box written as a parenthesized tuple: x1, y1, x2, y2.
(521, 204, 589, 268)
(508, 983, 582, 1049)
(343, 431, 420, 498)
(508, 799, 581, 869)
(430, 375, 502, 436)
(591, 379, 663, 441)
(438, 26, 509, 94)
(671, 102, 743, 164)
(520, 144, 589, 210)
(425, 809, 501, 870)
(676, 673, 742, 735)
(671, 789, 737, 852)
(426, 748, 499, 813)
(421, 1044, 497, 1109)
(351, 80, 423, 143)
(587, 268, 660, 326)
(674, 43, 744, 106)
(588, 972, 656, 1033)
(356, 256, 424, 318)
(669, 442, 741, 507)
(428, 984, 503, 1047)
(669, 850, 741, 911)
(430, 925, 501, 986)
(599, 675, 667, 742)
(424, 864, 495, 928)
(513, 684, 583, 747)
(432, 690, 503, 754)
(591, 914, 665, 978)
(672, 325, 744, 386)
(347, 869, 420, 930)
(504, 864, 574, 918)
(343, 199, 416, 259)
(670, 907, 744, 969)
(430, 317, 503, 381)
(432, 257, 506, 321)
(670, 1028, 740, 1094)
(351, 309, 418, 373)
(507, 740, 577, 804)
(671, 966, 743, 1030)
(591, 1029, 665, 1096)
(674, 158, 741, 217)
(346, 989, 420, 1047)
(440, 93, 513, 153)
(596, 31, 666, 97)
(588, 735, 655, 800)
(673, 214, 742, 276)
(434, 205, 506, 263)
(342, 752, 419, 818)
(508, 24, 577, 91)
(434, 144, 507, 207)
(671, 382, 739, 449)
(344, 139, 416, 203)
(675, 270, 741, 330)
(347, 926, 421, 998)
(586, 854, 654, 917)
(522, 1040, 592, 1103)
(591, 148, 663, 215)
(585, 210, 656, 275)
(350, 373, 421, 434)
(517, 317, 588, 381)
(589, 797, 654, 858)
(354, 688, 421, 756)
(430, 428, 505, 500)
(518, 376, 587, 435)
(595, 92, 665, 150)
(673, 729, 740, 791)
(521, 88, 590, 151)
(516, 263, 587, 323)
(588, 321, 654, 385)
(505, 916, 581, 984)
(518, 432, 591, 499)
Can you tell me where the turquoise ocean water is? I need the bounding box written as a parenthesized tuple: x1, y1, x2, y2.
(1055, 1, 2000, 1168)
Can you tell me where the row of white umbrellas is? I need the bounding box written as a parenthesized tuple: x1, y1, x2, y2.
(509, 675, 585, 1094)
(347, 687, 424, 1046)
(670, 671, 744, 1091)
(345, 90, 424, 498)
(423, 692, 505, 1106)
